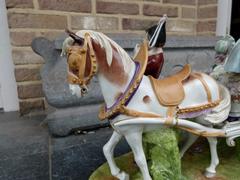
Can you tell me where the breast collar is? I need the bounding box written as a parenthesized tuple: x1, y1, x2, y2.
(99, 62, 142, 120)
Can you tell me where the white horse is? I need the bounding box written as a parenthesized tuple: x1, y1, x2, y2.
(61, 30, 239, 180)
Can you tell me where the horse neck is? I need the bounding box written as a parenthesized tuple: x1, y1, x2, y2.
(94, 44, 136, 108)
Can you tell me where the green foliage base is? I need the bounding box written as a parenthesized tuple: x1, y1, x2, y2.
(90, 131, 240, 180)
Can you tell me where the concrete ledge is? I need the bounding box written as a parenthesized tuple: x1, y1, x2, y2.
(54, 34, 219, 49)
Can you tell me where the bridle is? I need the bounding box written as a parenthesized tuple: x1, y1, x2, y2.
(67, 33, 97, 95)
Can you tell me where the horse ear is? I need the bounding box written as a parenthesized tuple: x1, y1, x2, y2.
(65, 29, 84, 45)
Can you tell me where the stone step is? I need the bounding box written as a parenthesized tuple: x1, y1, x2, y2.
(46, 104, 108, 137)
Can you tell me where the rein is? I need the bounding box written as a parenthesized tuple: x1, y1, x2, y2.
(67, 33, 97, 93)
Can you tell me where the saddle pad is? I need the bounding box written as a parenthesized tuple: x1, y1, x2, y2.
(149, 76, 185, 106)
(149, 64, 191, 106)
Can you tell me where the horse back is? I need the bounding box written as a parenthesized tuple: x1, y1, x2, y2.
(180, 72, 221, 109)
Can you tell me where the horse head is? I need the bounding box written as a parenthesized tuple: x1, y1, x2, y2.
(62, 29, 97, 96)
(62, 30, 135, 98)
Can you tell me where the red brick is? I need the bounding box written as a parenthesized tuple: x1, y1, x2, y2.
(6, 0, 33, 8)
(97, 1, 139, 15)
(167, 19, 196, 33)
(198, 0, 217, 5)
(198, 6, 217, 19)
(197, 20, 216, 32)
(8, 13, 67, 29)
(17, 83, 44, 99)
(143, 5, 178, 17)
(163, 0, 196, 5)
(122, 18, 158, 30)
(15, 67, 41, 82)
(71, 15, 118, 30)
(182, 7, 196, 19)
(38, 0, 91, 13)
(12, 49, 44, 65)
(10, 31, 36, 46)
(19, 98, 45, 114)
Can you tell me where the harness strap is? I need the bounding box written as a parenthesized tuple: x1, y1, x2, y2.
(191, 73, 212, 102)
(85, 33, 97, 82)
(177, 99, 221, 114)
(98, 41, 149, 120)
(78, 35, 88, 80)
(120, 106, 163, 118)
(165, 106, 177, 125)
(67, 33, 97, 86)
(178, 126, 225, 137)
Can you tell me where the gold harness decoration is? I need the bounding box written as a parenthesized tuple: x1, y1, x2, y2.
(67, 33, 97, 90)
(98, 40, 149, 120)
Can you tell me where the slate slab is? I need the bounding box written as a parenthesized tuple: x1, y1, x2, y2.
(47, 104, 108, 137)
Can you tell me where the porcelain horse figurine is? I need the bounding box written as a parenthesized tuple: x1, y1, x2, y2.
(211, 35, 240, 119)
(62, 30, 240, 180)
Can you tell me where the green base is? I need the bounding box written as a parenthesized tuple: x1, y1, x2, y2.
(143, 129, 183, 180)
(90, 138, 240, 180)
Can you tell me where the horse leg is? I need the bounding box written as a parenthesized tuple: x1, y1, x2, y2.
(103, 131, 127, 179)
(204, 137, 219, 178)
(180, 133, 198, 158)
(124, 130, 152, 180)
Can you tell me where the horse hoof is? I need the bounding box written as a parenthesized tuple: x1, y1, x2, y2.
(116, 171, 129, 180)
(204, 170, 216, 178)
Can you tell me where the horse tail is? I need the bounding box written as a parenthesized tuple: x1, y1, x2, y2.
(204, 84, 231, 124)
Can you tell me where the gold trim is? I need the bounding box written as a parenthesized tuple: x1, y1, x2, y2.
(67, 33, 97, 87)
(165, 106, 177, 125)
(177, 99, 221, 114)
(98, 40, 148, 120)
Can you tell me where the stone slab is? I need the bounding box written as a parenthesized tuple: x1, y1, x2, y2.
(47, 104, 108, 137)
(162, 49, 216, 76)
(54, 34, 219, 50)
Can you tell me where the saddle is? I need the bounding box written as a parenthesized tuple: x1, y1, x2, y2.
(149, 64, 191, 106)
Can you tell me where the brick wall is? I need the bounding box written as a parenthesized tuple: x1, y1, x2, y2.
(6, 0, 217, 114)
(197, 0, 218, 35)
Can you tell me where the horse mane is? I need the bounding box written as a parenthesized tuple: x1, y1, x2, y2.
(76, 30, 132, 72)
